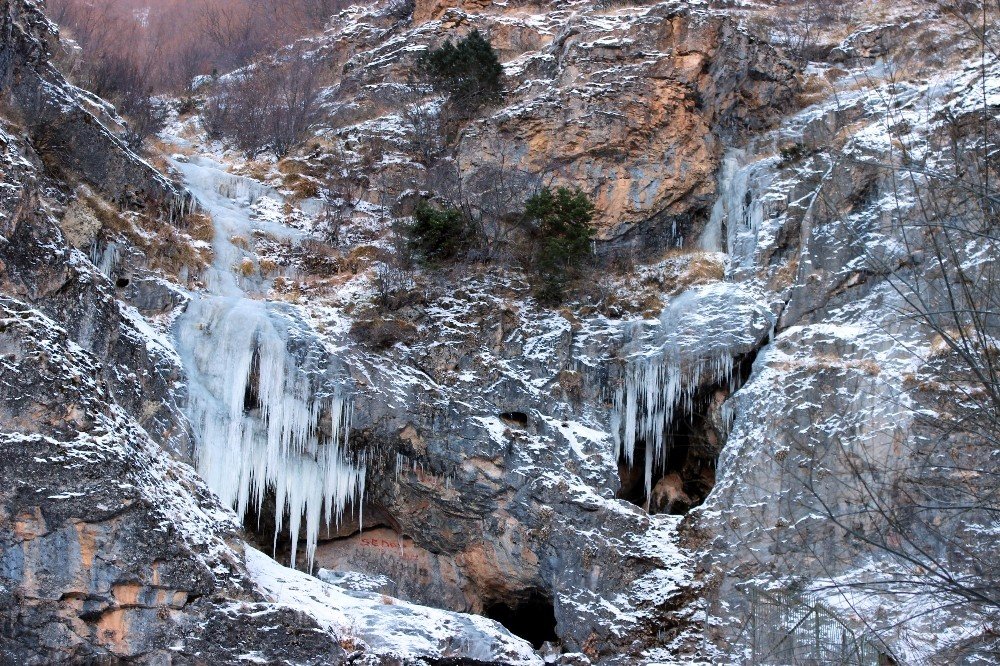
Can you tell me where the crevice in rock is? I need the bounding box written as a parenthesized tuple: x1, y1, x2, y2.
(242, 348, 261, 414)
(483, 589, 557, 649)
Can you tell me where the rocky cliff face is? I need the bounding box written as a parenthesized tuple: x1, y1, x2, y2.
(0, 1, 541, 663)
(2, 0, 998, 664)
(310, 0, 797, 250)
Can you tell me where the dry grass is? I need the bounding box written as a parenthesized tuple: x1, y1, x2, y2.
(657, 251, 726, 296)
(243, 161, 273, 183)
(259, 257, 278, 276)
(285, 174, 320, 200)
(271, 276, 303, 302)
(230, 235, 251, 250)
(75, 189, 213, 280)
(774, 353, 881, 376)
(237, 258, 256, 277)
(78, 189, 130, 233)
(797, 72, 833, 107)
(769, 255, 799, 291)
(278, 158, 322, 200)
(187, 212, 215, 243)
(343, 245, 382, 275)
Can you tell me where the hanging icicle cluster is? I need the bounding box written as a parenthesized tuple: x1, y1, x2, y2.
(90, 241, 120, 278)
(167, 189, 198, 226)
(178, 297, 365, 570)
(612, 352, 741, 502)
(611, 281, 779, 505)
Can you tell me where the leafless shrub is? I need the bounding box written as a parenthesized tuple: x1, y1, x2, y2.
(349, 316, 418, 349)
(403, 102, 447, 168)
(203, 49, 325, 157)
(372, 262, 415, 311)
(319, 145, 369, 246)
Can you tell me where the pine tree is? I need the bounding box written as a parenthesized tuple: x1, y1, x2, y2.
(417, 30, 504, 114)
(522, 187, 596, 304)
(407, 200, 469, 264)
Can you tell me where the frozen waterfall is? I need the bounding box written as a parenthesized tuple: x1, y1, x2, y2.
(613, 284, 776, 504)
(171, 156, 364, 569)
(697, 149, 780, 273)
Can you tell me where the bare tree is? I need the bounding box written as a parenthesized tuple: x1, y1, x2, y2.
(319, 145, 369, 246)
(403, 101, 447, 169)
(203, 47, 325, 157)
(452, 131, 539, 263)
(781, 2, 1000, 651)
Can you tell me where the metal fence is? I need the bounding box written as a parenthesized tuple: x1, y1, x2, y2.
(743, 586, 893, 665)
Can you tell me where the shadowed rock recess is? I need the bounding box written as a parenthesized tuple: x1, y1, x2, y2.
(2, 0, 998, 663)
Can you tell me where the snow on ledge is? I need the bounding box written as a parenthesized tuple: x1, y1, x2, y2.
(245, 547, 543, 664)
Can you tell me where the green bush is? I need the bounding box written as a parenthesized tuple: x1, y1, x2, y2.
(407, 200, 469, 264)
(522, 187, 596, 304)
(417, 30, 504, 114)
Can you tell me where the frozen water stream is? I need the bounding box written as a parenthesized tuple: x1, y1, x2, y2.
(171, 155, 364, 569)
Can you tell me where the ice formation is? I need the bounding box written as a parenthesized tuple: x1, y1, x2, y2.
(612, 284, 776, 502)
(613, 350, 741, 502)
(90, 241, 120, 278)
(697, 148, 779, 271)
(171, 156, 364, 569)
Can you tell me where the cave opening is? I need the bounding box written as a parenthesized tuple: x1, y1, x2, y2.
(617, 352, 758, 515)
(483, 590, 557, 649)
(115, 277, 130, 289)
(616, 439, 649, 506)
(499, 411, 529, 427)
(615, 399, 720, 515)
(243, 348, 261, 413)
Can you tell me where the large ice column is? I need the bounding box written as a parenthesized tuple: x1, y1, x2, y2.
(178, 297, 365, 569)
(170, 153, 365, 569)
(699, 150, 746, 253)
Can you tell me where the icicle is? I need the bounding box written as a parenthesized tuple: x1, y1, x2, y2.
(177, 297, 365, 571)
(90, 241, 120, 278)
(616, 344, 740, 503)
(171, 153, 365, 572)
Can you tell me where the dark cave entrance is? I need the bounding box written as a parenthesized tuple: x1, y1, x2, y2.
(617, 352, 758, 515)
(617, 439, 649, 507)
(499, 411, 529, 427)
(483, 590, 557, 649)
(615, 413, 717, 516)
